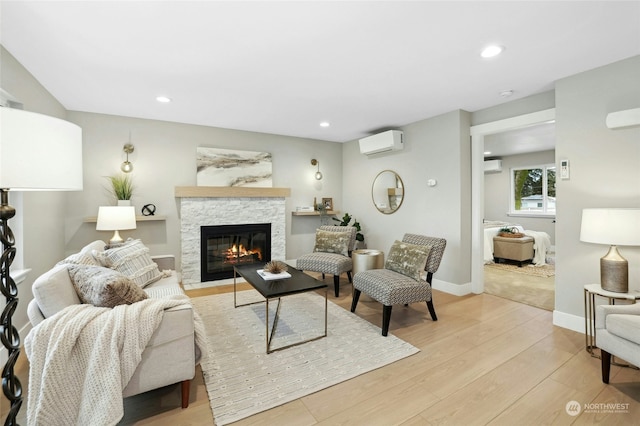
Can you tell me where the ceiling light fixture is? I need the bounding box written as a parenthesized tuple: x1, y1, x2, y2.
(481, 45, 505, 58)
(499, 90, 514, 98)
(320, 121, 330, 128)
(156, 96, 171, 103)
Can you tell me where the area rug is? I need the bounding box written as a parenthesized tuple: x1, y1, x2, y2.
(484, 265, 555, 311)
(485, 262, 555, 278)
(191, 290, 419, 425)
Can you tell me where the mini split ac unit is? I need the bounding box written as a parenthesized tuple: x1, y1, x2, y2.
(359, 130, 404, 155)
(484, 159, 502, 173)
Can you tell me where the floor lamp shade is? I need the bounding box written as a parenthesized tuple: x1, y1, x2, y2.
(1, 107, 83, 190)
(580, 208, 640, 293)
(0, 106, 83, 424)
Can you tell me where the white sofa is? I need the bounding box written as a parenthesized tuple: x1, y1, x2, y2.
(27, 239, 199, 408)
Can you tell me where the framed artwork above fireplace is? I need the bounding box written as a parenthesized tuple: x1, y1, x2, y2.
(196, 147, 273, 187)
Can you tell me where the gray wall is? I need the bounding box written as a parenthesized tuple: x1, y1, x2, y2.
(484, 149, 556, 244)
(555, 55, 640, 322)
(342, 110, 472, 291)
(65, 112, 344, 264)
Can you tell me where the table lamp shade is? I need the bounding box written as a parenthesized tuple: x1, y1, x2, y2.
(0, 107, 83, 190)
(580, 208, 640, 293)
(96, 206, 136, 244)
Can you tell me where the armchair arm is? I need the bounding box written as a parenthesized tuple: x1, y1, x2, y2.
(595, 303, 640, 329)
(151, 254, 175, 271)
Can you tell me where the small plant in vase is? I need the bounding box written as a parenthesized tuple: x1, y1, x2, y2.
(106, 174, 134, 205)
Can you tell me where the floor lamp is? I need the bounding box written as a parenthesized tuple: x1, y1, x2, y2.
(0, 107, 83, 424)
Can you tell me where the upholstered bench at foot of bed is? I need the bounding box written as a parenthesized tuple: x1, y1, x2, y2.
(492, 235, 534, 267)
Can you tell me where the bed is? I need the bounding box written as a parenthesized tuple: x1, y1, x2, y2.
(483, 220, 551, 266)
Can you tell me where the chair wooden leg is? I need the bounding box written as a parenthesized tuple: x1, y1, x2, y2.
(382, 305, 392, 336)
(333, 275, 340, 297)
(426, 300, 438, 321)
(347, 271, 352, 283)
(181, 380, 190, 408)
(351, 289, 361, 312)
(601, 349, 611, 384)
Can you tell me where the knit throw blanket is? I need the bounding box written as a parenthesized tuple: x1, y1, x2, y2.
(24, 295, 205, 426)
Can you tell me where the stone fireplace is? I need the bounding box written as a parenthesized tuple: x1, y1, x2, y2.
(176, 186, 290, 285)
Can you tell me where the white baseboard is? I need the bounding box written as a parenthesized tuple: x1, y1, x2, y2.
(432, 279, 473, 296)
(553, 309, 585, 334)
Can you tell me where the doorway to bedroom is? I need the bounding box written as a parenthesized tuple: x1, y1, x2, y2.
(471, 110, 556, 311)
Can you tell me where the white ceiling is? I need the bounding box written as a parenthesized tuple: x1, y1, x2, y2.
(1, 1, 639, 143)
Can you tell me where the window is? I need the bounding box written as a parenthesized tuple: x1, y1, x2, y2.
(510, 164, 556, 215)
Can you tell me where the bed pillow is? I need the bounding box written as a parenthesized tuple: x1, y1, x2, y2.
(67, 264, 148, 308)
(94, 239, 162, 288)
(313, 229, 350, 256)
(385, 240, 431, 281)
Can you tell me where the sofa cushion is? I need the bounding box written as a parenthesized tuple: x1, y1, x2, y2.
(32, 264, 82, 318)
(67, 264, 148, 308)
(94, 239, 162, 288)
(384, 240, 431, 281)
(313, 229, 350, 256)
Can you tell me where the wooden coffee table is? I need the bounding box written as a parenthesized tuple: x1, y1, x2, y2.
(233, 264, 328, 354)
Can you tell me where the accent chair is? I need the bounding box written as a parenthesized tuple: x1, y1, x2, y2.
(351, 234, 446, 336)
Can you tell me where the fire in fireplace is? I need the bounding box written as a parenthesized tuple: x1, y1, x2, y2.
(200, 223, 271, 282)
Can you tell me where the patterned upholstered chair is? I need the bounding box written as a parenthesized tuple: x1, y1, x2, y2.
(297, 225, 357, 297)
(351, 234, 446, 336)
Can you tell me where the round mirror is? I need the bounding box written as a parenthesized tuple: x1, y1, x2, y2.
(372, 170, 404, 214)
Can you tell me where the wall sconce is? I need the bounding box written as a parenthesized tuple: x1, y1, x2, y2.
(311, 158, 323, 180)
(121, 143, 134, 173)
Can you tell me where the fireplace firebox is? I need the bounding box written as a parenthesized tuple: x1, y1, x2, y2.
(200, 223, 271, 282)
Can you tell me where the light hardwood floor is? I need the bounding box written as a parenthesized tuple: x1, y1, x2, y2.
(8, 277, 640, 425)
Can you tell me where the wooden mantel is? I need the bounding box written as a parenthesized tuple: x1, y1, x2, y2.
(175, 186, 291, 198)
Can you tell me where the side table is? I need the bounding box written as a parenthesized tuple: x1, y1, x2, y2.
(352, 249, 384, 299)
(584, 284, 640, 360)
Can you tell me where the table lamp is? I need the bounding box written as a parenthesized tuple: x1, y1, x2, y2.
(96, 206, 137, 244)
(580, 208, 640, 293)
(1, 106, 83, 424)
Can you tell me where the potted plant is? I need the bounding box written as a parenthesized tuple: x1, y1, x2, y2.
(106, 174, 134, 205)
(332, 212, 365, 248)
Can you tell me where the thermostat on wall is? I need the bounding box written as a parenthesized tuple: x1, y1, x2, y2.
(560, 159, 570, 180)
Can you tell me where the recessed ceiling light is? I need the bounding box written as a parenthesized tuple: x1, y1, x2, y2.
(320, 121, 330, 128)
(156, 96, 171, 103)
(481, 45, 504, 58)
(499, 90, 514, 98)
(484, 151, 492, 155)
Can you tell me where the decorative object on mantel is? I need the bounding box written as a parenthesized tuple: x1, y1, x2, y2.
(141, 203, 156, 216)
(106, 174, 134, 205)
(322, 197, 333, 211)
(0, 106, 83, 424)
(196, 147, 272, 187)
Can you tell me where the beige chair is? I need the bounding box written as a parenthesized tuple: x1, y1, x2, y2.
(596, 303, 640, 383)
(296, 225, 356, 297)
(351, 234, 446, 336)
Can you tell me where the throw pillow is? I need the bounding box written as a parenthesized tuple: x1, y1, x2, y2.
(313, 229, 350, 256)
(94, 239, 162, 288)
(385, 240, 431, 281)
(67, 264, 148, 308)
